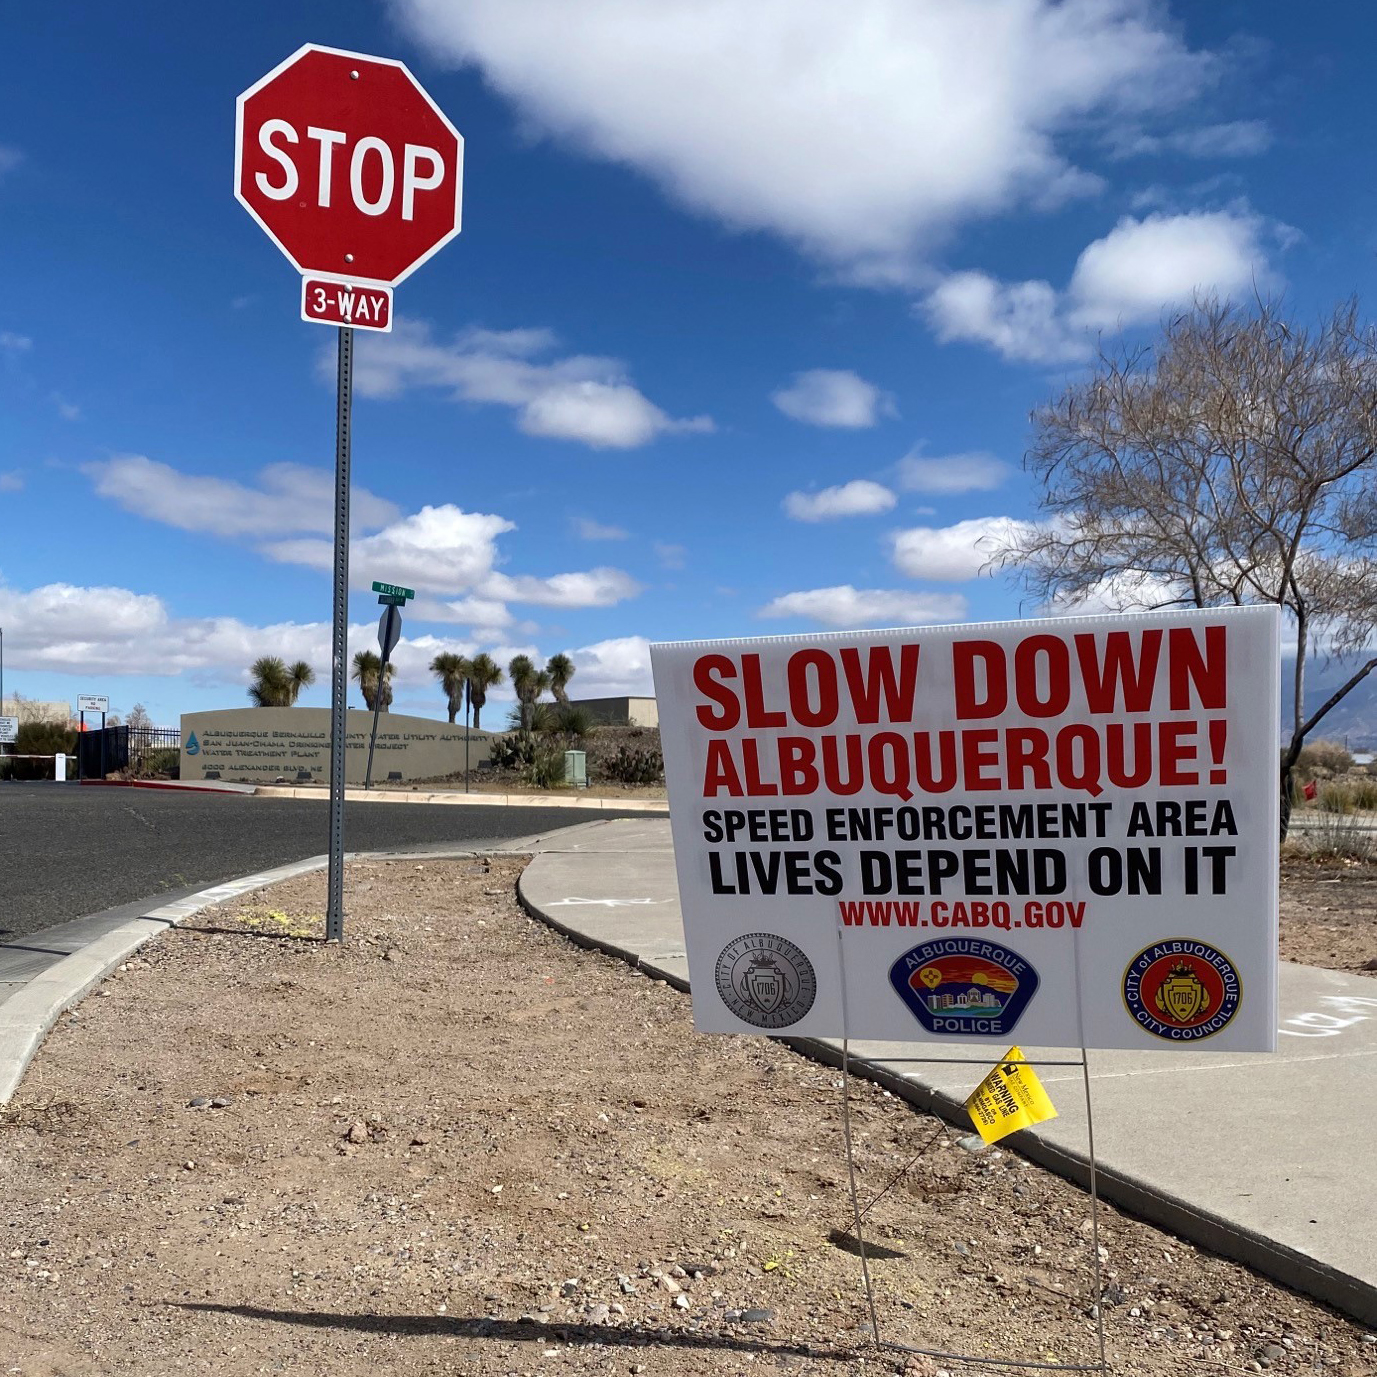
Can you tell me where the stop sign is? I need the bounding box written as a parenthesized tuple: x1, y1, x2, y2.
(235, 44, 463, 286)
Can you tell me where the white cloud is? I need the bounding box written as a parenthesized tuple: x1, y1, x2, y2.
(654, 542, 686, 570)
(0, 471, 22, 493)
(392, 0, 1209, 278)
(262, 503, 643, 612)
(758, 584, 968, 628)
(0, 581, 637, 717)
(486, 568, 643, 608)
(1112, 119, 1271, 160)
(264, 504, 512, 588)
(891, 515, 1033, 581)
(0, 145, 21, 179)
(84, 455, 399, 538)
(348, 319, 712, 449)
(895, 451, 1009, 494)
(53, 393, 80, 421)
(565, 634, 655, 696)
(1045, 569, 1185, 616)
(771, 370, 891, 428)
(783, 480, 896, 522)
(0, 331, 31, 353)
(925, 272, 1079, 364)
(925, 209, 1275, 362)
(0, 581, 336, 680)
(412, 595, 515, 629)
(574, 516, 629, 540)
(1066, 210, 1271, 330)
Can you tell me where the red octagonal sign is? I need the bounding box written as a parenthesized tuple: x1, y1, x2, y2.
(235, 44, 463, 287)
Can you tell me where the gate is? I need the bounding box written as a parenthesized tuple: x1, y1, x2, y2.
(78, 726, 129, 779)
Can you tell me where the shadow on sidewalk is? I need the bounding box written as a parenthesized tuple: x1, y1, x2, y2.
(172, 1303, 856, 1360)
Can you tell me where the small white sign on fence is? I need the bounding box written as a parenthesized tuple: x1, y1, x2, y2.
(0, 716, 17, 744)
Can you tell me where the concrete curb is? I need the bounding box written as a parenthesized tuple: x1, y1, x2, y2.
(253, 784, 668, 812)
(774, 1037, 1375, 1327)
(516, 855, 1377, 1329)
(78, 778, 257, 796)
(0, 855, 329, 1104)
(0, 833, 579, 1108)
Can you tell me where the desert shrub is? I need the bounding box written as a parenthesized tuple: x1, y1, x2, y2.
(489, 731, 537, 771)
(1296, 739, 1354, 780)
(530, 703, 594, 737)
(1318, 782, 1356, 814)
(524, 740, 567, 790)
(600, 742, 664, 786)
(1300, 806, 1377, 862)
(135, 747, 180, 779)
(1350, 778, 1377, 811)
(3, 721, 77, 780)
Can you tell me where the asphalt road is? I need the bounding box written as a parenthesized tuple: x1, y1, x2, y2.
(0, 784, 643, 941)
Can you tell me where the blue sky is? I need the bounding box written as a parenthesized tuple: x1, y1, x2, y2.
(2, 1, 1374, 726)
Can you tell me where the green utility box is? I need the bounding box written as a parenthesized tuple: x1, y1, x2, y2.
(564, 750, 588, 788)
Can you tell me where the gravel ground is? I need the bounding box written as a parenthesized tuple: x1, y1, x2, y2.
(2, 857, 1374, 1376)
(1279, 854, 1377, 972)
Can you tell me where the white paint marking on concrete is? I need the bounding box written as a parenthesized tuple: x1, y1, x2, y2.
(1279, 993, 1377, 1037)
(546, 897, 670, 908)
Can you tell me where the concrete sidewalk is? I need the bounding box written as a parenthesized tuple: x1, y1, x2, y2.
(517, 818, 1377, 1328)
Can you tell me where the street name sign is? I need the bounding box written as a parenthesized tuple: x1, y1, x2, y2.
(651, 606, 1281, 1052)
(372, 581, 415, 600)
(235, 44, 463, 286)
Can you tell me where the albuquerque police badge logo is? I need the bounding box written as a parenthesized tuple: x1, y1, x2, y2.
(889, 938, 1039, 1037)
(1123, 939, 1241, 1042)
(715, 933, 817, 1029)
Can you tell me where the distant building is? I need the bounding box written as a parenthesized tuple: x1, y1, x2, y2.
(568, 696, 659, 728)
(1, 698, 72, 727)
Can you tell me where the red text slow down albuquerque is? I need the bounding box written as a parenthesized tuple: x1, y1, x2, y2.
(691, 626, 1228, 801)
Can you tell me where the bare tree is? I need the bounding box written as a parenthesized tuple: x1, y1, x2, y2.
(995, 297, 1377, 835)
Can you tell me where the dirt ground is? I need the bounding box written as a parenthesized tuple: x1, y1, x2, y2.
(2, 858, 1374, 1377)
(1279, 854, 1377, 972)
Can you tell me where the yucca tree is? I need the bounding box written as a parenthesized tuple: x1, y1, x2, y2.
(466, 653, 502, 730)
(508, 654, 550, 732)
(546, 652, 575, 706)
(284, 660, 316, 704)
(248, 656, 314, 707)
(248, 657, 288, 707)
(430, 651, 471, 724)
(352, 649, 394, 712)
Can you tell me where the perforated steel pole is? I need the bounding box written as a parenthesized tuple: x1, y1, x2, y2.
(326, 325, 353, 943)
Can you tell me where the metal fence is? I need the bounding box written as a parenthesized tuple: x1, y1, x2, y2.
(77, 725, 181, 780)
(126, 726, 181, 775)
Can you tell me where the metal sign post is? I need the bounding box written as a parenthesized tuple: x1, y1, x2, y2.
(326, 325, 353, 943)
(364, 603, 402, 790)
(235, 43, 464, 945)
(464, 679, 472, 793)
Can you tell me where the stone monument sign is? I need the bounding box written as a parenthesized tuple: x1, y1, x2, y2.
(179, 707, 494, 785)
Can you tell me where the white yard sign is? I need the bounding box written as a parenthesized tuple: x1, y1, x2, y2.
(651, 607, 1280, 1052)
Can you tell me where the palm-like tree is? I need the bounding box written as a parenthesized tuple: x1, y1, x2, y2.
(352, 649, 394, 712)
(248, 656, 316, 707)
(466, 653, 502, 730)
(508, 654, 551, 732)
(430, 651, 471, 724)
(546, 652, 575, 706)
(285, 660, 315, 704)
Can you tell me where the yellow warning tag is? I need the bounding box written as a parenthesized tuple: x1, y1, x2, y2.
(964, 1046, 1058, 1145)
